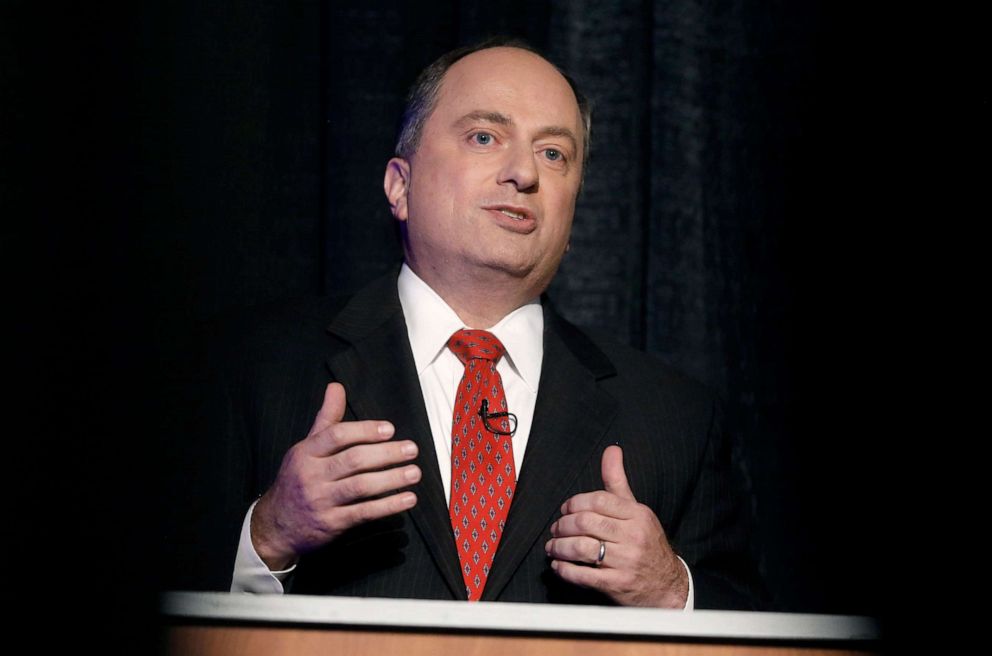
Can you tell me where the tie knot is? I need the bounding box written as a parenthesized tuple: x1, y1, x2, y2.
(448, 329, 506, 364)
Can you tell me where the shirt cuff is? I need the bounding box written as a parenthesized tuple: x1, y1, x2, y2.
(678, 556, 694, 611)
(230, 500, 296, 593)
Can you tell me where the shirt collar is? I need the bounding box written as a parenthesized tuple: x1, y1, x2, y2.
(397, 263, 544, 393)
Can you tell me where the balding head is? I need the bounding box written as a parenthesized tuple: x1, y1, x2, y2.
(395, 38, 591, 168)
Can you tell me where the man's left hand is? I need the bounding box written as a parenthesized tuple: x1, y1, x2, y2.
(545, 445, 689, 608)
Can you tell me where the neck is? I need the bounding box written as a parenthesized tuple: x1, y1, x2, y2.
(406, 260, 544, 329)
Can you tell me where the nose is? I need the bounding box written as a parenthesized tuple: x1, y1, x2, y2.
(497, 143, 539, 192)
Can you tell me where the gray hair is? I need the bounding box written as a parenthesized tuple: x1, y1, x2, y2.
(394, 37, 592, 167)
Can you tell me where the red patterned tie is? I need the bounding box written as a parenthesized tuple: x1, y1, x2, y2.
(447, 329, 516, 601)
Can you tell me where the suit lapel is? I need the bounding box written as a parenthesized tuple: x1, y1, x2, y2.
(324, 277, 620, 602)
(324, 273, 466, 600)
(482, 303, 619, 601)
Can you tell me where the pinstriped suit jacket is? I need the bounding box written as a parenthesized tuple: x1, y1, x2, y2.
(199, 271, 762, 608)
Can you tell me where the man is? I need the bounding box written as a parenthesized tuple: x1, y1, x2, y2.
(213, 40, 760, 608)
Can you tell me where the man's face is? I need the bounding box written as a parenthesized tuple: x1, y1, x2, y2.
(385, 47, 584, 296)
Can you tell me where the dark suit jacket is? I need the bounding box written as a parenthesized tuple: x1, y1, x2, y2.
(180, 271, 762, 609)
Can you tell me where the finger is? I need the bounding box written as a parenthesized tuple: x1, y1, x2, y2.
(305, 419, 395, 457)
(601, 445, 636, 501)
(327, 464, 422, 506)
(550, 559, 621, 592)
(560, 490, 638, 519)
(329, 490, 419, 530)
(547, 537, 637, 571)
(545, 536, 608, 565)
(308, 382, 347, 437)
(551, 511, 620, 542)
(326, 440, 419, 481)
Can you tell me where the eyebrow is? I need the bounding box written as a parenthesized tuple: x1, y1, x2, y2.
(453, 110, 579, 155)
(454, 110, 513, 128)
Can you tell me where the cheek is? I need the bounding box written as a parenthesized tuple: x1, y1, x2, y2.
(547, 191, 577, 234)
(418, 159, 468, 216)
(407, 180, 464, 243)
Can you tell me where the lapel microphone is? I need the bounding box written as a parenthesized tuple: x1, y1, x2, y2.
(478, 398, 518, 437)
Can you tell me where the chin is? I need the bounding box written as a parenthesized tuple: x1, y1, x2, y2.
(469, 253, 533, 279)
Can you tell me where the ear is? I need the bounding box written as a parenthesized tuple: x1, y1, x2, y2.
(384, 157, 411, 221)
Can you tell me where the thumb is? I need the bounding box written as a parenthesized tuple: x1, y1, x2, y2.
(308, 382, 346, 436)
(601, 445, 636, 500)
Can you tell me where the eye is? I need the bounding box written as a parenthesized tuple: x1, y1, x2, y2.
(471, 132, 494, 146)
(543, 148, 565, 163)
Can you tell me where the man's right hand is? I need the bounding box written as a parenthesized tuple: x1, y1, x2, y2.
(250, 382, 421, 570)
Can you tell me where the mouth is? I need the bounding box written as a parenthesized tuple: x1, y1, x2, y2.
(497, 208, 528, 220)
(482, 205, 537, 234)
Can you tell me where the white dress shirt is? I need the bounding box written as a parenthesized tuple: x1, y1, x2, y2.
(231, 264, 692, 608)
(396, 262, 543, 500)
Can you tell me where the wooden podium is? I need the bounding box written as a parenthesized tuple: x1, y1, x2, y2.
(162, 592, 881, 655)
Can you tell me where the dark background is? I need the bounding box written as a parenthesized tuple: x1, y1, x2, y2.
(7, 0, 954, 651)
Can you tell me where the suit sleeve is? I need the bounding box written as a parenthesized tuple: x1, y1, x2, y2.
(671, 397, 768, 610)
(159, 320, 256, 592)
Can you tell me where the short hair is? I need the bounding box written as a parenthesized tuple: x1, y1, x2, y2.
(394, 37, 592, 167)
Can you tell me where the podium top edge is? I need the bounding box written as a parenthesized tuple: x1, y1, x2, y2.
(161, 591, 882, 642)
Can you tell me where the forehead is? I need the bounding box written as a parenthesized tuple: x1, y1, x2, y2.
(431, 47, 583, 139)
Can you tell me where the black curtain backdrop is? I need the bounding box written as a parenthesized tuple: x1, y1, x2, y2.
(8, 0, 951, 650)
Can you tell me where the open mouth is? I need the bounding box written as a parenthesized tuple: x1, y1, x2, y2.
(483, 204, 535, 222)
(499, 209, 527, 220)
(483, 206, 537, 234)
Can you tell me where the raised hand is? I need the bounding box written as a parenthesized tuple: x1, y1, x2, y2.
(250, 382, 420, 570)
(545, 445, 688, 607)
